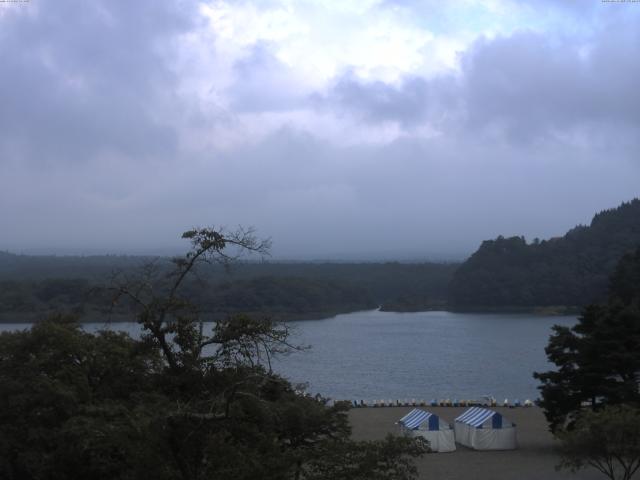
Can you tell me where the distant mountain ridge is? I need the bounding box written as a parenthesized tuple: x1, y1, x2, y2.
(449, 199, 640, 309)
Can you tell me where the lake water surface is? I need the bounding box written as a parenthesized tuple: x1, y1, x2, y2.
(0, 310, 575, 403)
(275, 310, 576, 403)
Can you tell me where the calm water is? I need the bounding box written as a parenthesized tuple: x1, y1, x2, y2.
(275, 310, 576, 402)
(0, 310, 575, 403)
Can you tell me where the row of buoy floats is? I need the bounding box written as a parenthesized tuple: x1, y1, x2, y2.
(349, 398, 535, 408)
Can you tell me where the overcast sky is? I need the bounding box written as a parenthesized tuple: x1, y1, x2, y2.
(1, 0, 639, 259)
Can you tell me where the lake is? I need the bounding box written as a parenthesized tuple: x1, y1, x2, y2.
(0, 309, 575, 403)
(275, 310, 576, 403)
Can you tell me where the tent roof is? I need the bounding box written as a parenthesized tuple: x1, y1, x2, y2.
(455, 407, 501, 427)
(398, 408, 436, 430)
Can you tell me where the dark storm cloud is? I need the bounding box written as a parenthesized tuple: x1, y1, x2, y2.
(0, 0, 194, 166)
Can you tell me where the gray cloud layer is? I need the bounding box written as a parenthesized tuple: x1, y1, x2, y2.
(0, 0, 193, 166)
(319, 23, 640, 145)
(1, 1, 639, 259)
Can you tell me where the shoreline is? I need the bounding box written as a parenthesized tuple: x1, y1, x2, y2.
(0, 306, 580, 324)
(380, 305, 581, 316)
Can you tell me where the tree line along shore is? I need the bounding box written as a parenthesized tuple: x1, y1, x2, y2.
(1, 198, 639, 323)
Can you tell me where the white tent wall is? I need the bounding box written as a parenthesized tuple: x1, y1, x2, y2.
(453, 422, 471, 448)
(454, 409, 518, 450)
(412, 428, 456, 453)
(397, 409, 456, 453)
(469, 426, 516, 450)
(454, 423, 517, 450)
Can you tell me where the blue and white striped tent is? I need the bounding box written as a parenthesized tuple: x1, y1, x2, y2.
(399, 409, 440, 430)
(455, 407, 505, 428)
(397, 409, 455, 452)
(454, 407, 517, 450)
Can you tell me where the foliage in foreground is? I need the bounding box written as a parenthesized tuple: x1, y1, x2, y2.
(0, 227, 425, 480)
(534, 246, 640, 432)
(557, 405, 640, 480)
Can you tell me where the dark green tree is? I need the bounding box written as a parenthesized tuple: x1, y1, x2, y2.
(0, 315, 170, 479)
(0, 227, 425, 480)
(450, 199, 640, 309)
(534, 246, 640, 432)
(557, 405, 640, 480)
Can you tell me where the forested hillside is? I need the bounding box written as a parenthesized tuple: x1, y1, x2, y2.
(0, 254, 457, 321)
(449, 199, 640, 309)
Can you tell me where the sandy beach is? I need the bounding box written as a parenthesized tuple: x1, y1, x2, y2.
(349, 406, 605, 480)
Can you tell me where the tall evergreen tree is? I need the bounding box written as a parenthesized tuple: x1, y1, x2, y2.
(534, 246, 640, 432)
